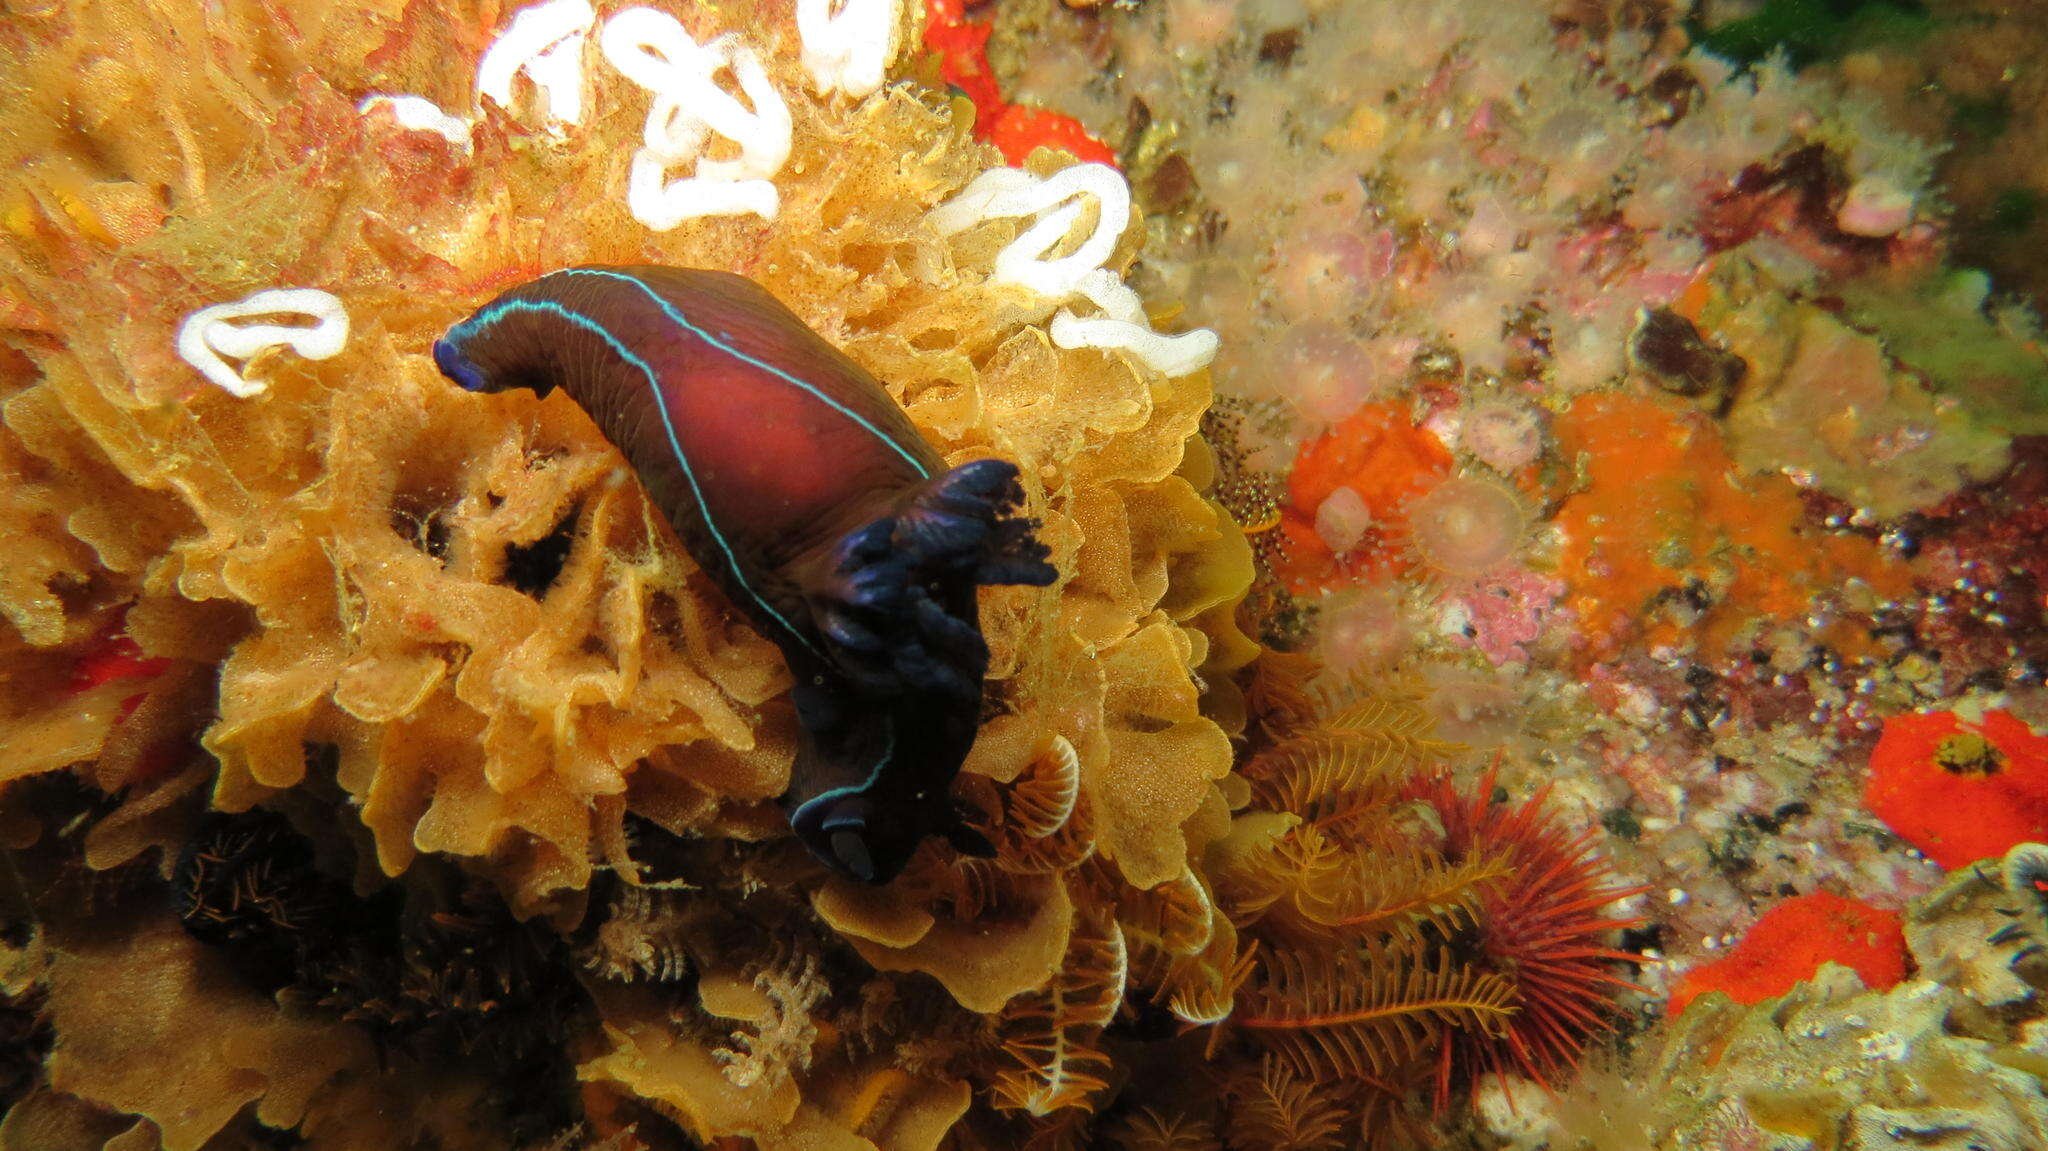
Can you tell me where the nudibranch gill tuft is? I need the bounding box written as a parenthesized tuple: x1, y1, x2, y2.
(435, 266, 1057, 883)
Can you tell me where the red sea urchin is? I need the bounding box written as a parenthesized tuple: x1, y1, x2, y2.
(1412, 768, 1647, 1099)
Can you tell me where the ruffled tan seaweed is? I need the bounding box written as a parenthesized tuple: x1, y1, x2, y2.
(0, 0, 1252, 904)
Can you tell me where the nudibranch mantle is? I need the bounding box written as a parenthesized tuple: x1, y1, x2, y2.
(435, 266, 1056, 884)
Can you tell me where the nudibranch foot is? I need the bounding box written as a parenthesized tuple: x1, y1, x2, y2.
(809, 458, 1056, 702)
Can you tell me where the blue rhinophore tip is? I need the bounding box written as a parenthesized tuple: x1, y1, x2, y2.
(432, 337, 491, 393)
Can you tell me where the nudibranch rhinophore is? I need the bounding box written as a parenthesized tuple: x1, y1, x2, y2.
(434, 266, 1057, 884)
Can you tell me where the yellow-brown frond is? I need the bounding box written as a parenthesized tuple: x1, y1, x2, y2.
(1241, 733, 1415, 826)
(1244, 648, 1324, 739)
(1204, 812, 1306, 923)
(1165, 921, 1258, 1027)
(992, 915, 1128, 1116)
(1221, 1057, 1351, 1151)
(1128, 909, 1257, 1027)
(1212, 821, 1343, 931)
(1318, 694, 1443, 746)
(1006, 734, 1082, 838)
(1117, 866, 1217, 959)
(1227, 824, 1499, 948)
(1288, 843, 1512, 949)
(1352, 1071, 1432, 1151)
(1104, 1107, 1223, 1151)
(1237, 941, 1516, 1082)
(1015, 1108, 1095, 1151)
(923, 856, 1043, 923)
(995, 782, 1098, 875)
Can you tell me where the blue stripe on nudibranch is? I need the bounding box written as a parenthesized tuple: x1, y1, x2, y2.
(791, 716, 896, 826)
(442, 295, 821, 657)
(556, 268, 931, 479)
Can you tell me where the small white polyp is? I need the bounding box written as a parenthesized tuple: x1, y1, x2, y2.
(795, 0, 899, 99)
(930, 163, 1218, 376)
(477, 0, 598, 125)
(176, 289, 350, 398)
(356, 94, 475, 147)
(602, 9, 793, 227)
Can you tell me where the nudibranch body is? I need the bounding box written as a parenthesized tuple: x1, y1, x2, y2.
(435, 266, 1056, 883)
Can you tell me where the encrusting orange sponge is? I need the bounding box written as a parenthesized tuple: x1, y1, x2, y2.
(1864, 708, 2048, 870)
(1549, 392, 1909, 662)
(1667, 891, 1907, 1016)
(1271, 402, 1453, 591)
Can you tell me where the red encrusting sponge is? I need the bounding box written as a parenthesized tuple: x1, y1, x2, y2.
(66, 613, 173, 698)
(1667, 891, 1907, 1016)
(1864, 708, 2048, 870)
(67, 633, 171, 695)
(923, 0, 1118, 167)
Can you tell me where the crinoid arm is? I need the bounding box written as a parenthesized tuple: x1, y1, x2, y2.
(1237, 940, 1516, 1083)
(807, 458, 1057, 700)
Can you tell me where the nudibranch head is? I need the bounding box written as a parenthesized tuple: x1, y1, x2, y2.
(789, 779, 935, 885)
(431, 338, 492, 394)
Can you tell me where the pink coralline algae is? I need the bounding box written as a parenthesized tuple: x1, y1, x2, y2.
(1453, 566, 1565, 668)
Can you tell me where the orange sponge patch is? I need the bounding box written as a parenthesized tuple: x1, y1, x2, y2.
(1551, 393, 1907, 661)
(1865, 709, 2048, 870)
(1668, 891, 1907, 1016)
(1272, 402, 1454, 592)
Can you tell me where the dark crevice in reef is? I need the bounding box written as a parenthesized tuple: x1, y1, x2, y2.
(175, 808, 374, 994)
(3, 756, 753, 1147)
(0, 766, 595, 1148)
(0, 982, 51, 1118)
(389, 489, 456, 563)
(172, 805, 592, 1144)
(244, 1123, 310, 1150)
(503, 509, 579, 598)
(3, 773, 157, 949)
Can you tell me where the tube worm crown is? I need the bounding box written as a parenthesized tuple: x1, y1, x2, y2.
(436, 266, 1056, 883)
